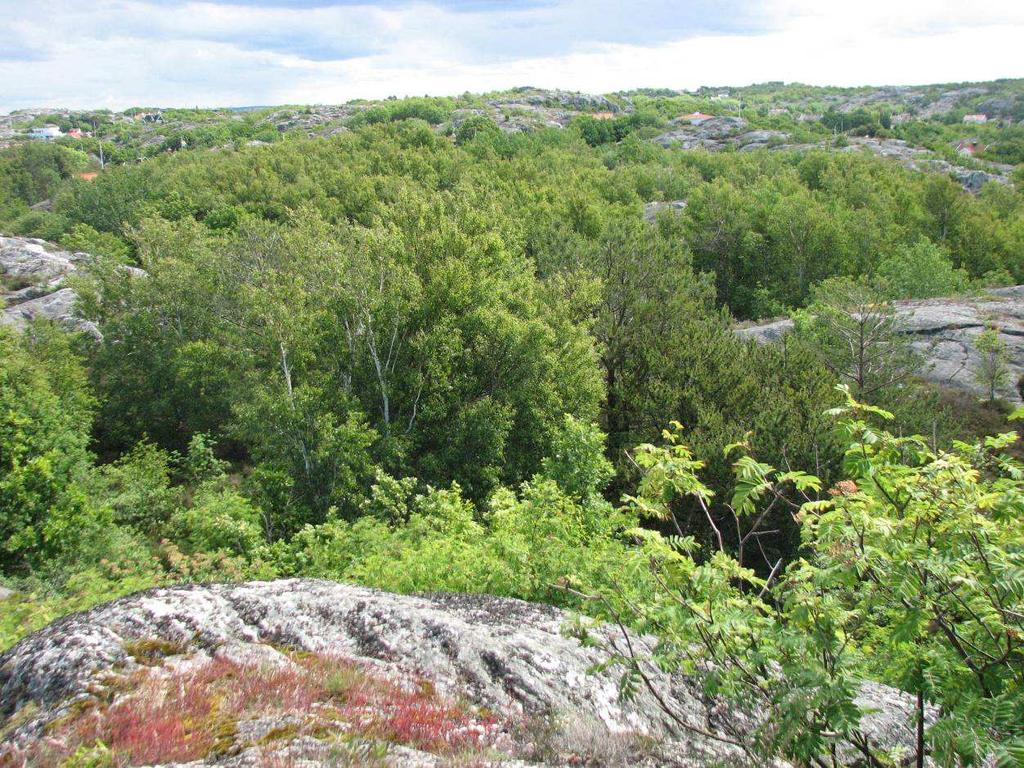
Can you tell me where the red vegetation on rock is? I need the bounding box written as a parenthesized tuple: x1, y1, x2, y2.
(2, 649, 504, 768)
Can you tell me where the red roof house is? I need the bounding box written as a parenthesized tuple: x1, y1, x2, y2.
(954, 139, 986, 157)
(681, 111, 714, 125)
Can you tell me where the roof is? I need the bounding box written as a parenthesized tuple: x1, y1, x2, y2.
(955, 139, 986, 154)
(75, 172, 99, 181)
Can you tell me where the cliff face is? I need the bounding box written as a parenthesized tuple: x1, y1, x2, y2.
(1, 579, 924, 767)
(737, 287, 1024, 402)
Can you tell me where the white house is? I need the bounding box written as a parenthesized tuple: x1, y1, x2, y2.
(962, 114, 988, 125)
(29, 124, 63, 140)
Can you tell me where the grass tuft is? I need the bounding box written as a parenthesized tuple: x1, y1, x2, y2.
(121, 638, 187, 666)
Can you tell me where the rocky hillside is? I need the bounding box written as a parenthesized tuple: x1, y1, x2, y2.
(736, 286, 1024, 401)
(0, 580, 925, 767)
(684, 80, 1024, 120)
(652, 118, 1011, 193)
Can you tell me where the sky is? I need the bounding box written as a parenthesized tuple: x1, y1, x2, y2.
(1, 0, 1023, 112)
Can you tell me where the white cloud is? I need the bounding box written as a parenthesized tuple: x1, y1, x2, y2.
(0, 0, 1022, 111)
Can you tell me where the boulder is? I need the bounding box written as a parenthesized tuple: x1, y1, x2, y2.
(735, 129, 790, 149)
(0, 579, 927, 767)
(495, 88, 622, 114)
(952, 167, 1008, 194)
(648, 130, 1011, 194)
(1, 235, 82, 330)
(735, 317, 795, 344)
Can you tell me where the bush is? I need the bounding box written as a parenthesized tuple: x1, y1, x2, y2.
(278, 422, 643, 607)
(60, 223, 131, 261)
(455, 115, 501, 146)
(170, 488, 264, 556)
(0, 325, 103, 574)
(875, 238, 968, 299)
(10, 210, 70, 241)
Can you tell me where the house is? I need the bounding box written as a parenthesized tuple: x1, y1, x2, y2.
(681, 111, 714, 125)
(890, 113, 913, 125)
(67, 128, 84, 139)
(75, 172, 99, 182)
(954, 139, 985, 157)
(796, 113, 822, 123)
(591, 111, 616, 120)
(710, 92, 730, 101)
(962, 113, 988, 124)
(767, 107, 788, 117)
(29, 124, 62, 140)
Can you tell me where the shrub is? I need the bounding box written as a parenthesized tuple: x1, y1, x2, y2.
(455, 115, 501, 146)
(59, 223, 130, 261)
(0, 325, 105, 574)
(875, 239, 968, 299)
(10, 210, 70, 241)
(169, 488, 264, 556)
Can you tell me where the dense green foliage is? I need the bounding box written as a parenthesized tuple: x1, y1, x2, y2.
(580, 392, 1024, 767)
(2, 86, 1024, 765)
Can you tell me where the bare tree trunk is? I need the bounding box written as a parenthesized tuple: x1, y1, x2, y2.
(280, 342, 312, 477)
(363, 314, 390, 427)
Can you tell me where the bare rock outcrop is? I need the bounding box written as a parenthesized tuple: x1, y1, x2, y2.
(649, 128, 1010, 193)
(0, 235, 99, 336)
(736, 287, 1024, 401)
(0, 579, 927, 767)
(0, 234, 146, 338)
(642, 199, 688, 221)
(842, 137, 1011, 193)
(652, 116, 763, 151)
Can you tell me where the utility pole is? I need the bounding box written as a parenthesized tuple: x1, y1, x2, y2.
(92, 119, 105, 169)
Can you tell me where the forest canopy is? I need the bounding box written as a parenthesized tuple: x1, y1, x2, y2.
(2, 95, 1024, 767)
